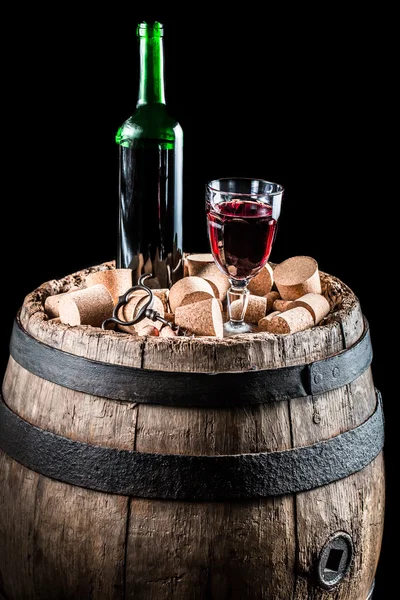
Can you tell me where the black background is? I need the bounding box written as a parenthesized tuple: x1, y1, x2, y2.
(2, 7, 392, 599)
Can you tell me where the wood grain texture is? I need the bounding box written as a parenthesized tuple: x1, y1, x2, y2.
(0, 262, 385, 600)
(0, 453, 40, 599)
(0, 452, 128, 600)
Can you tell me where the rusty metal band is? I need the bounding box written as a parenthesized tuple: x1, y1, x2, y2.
(0, 390, 384, 500)
(366, 580, 375, 599)
(9, 316, 373, 407)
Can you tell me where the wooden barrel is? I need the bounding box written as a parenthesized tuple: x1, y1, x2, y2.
(0, 262, 385, 600)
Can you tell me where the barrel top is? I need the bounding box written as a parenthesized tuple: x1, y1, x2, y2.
(17, 261, 364, 372)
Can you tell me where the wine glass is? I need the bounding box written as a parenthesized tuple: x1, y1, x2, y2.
(206, 177, 284, 335)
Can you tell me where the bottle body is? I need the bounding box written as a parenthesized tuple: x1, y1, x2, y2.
(116, 23, 184, 288)
(117, 106, 183, 287)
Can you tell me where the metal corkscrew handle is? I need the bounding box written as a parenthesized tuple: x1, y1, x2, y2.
(102, 273, 183, 334)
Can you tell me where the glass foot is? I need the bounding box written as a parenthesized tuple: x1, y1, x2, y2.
(223, 320, 255, 336)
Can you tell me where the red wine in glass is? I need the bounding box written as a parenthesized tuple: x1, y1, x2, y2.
(207, 200, 277, 281)
(206, 177, 284, 335)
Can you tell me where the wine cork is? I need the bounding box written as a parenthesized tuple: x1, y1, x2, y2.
(247, 263, 274, 296)
(143, 255, 153, 275)
(44, 286, 81, 318)
(272, 299, 294, 312)
(151, 248, 169, 289)
(258, 311, 282, 331)
(288, 293, 330, 324)
(169, 276, 215, 313)
(152, 289, 170, 312)
(142, 276, 161, 289)
(85, 269, 133, 304)
(180, 291, 216, 306)
(137, 258, 163, 289)
(118, 292, 165, 335)
(230, 295, 267, 323)
(180, 294, 223, 314)
(265, 291, 281, 312)
(159, 326, 178, 338)
(130, 253, 145, 283)
(59, 284, 114, 327)
(186, 253, 230, 301)
(263, 306, 314, 334)
(274, 256, 322, 300)
(138, 325, 160, 337)
(175, 298, 224, 338)
(48, 317, 61, 324)
(183, 253, 191, 277)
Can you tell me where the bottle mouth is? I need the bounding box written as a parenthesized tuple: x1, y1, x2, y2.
(137, 21, 164, 38)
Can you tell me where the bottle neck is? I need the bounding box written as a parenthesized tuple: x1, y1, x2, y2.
(137, 34, 166, 106)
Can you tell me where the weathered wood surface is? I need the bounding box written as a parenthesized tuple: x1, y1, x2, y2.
(0, 262, 385, 600)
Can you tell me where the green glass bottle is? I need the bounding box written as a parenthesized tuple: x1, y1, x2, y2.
(116, 21, 183, 288)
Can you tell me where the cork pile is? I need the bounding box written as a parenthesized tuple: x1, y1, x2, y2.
(44, 254, 331, 339)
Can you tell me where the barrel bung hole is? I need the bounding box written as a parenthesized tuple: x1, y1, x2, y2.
(325, 548, 344, 573)
(317, 532, 354, 589)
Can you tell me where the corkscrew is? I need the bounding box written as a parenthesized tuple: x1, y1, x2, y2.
(102, 273, 186, 335)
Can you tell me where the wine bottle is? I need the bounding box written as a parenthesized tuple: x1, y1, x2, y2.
(116, 21, 183, 288)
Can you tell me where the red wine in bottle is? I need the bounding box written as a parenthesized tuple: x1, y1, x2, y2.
(116, 21, 183, 288)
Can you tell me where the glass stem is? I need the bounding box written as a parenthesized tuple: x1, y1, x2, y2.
(227, 282, 250, 324)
